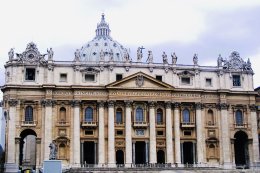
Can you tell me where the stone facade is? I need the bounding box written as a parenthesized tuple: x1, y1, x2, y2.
(2, 14, 260, 172)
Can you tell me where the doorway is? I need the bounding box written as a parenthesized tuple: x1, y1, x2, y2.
(83, 141, 95, 164)
(182, 142, 194, 164)
(157, 150, 165, 164)
(135, 141, 146, 164)
(116, 150, 124, 164)
(234, 131, 249, 168)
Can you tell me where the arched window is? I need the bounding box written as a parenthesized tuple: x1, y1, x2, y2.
(85, 107, 93, 122)
(59, 107, 66, 121)
(235, 110, 243, 125)
(116, 108, 123, 124)
(207, 109, 214, 125)
(156, 108, 163, 124)
(25, 106, 33, 122)
(136, 107, 144, 122)
(182, 109, 190, 123)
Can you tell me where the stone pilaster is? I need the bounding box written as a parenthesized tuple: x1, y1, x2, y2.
(165, 101, 174, 164)
(125, 100, 132, 167)
(108, 100, 115, 166)
(195, 103, 204, 164)
(249, 105, 260, 166)
(7, 100, 18, 163)
(149, 101, 156, 163)
(71, 100, 81, 166)
(98, 101, 105, 165)
(173, 102, 181, 165)
(36, 138, 41, 170)
(41, 99, 55, 161)
(219, 103, 232, 168)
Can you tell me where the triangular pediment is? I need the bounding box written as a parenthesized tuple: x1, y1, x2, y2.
(106, 71, 174, 90)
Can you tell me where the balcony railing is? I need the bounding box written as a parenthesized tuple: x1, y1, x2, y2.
(234, 123, 247, 128)
(181, 122, 195, 128)
(115, 122, 125, 126)
(21, 121, 37, 126)
(133, 121, 148, 128)
(56, 121, 70, 126)
(81, 121, 98, 128)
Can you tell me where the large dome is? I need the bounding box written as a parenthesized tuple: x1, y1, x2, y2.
(79, 14, 129, 62)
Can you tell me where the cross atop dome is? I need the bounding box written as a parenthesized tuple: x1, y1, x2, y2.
(95, 13, 111, 38)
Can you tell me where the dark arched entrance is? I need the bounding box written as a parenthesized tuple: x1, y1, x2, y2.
(19, 129, 37, 170)
(116, 150, 124, 164)
(157, 150, 165, 164)
(234, 131, 249, 168)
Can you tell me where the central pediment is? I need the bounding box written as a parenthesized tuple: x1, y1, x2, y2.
(106, 72, 174, 90)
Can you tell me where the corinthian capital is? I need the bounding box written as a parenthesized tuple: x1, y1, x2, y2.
(41, 99, 56, 107)
(70, 100, 81, 107)
(249, 104, 256, 112)
(108, 100, 115, 107)
(8, 99, 18, 107)
(124, 100, 133, 107)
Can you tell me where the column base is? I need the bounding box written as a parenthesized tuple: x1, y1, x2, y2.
(174, 162, 183, 167)
(125, 163, 133, 168)
(222, 162, 233, 169)
(4, 163, 19, 173)
(107, 163, 116, 167)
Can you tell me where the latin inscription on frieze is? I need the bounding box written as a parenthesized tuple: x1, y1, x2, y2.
(110, 91, 171, 97)
(172, 93, 200, 98)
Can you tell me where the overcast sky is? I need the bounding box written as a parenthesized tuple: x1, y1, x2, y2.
(0, 0, 260, 89)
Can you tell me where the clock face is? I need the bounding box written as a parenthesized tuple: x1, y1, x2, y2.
(28, 53, 35, 59)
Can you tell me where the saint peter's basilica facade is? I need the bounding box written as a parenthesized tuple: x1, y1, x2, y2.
(2, 14, 260, 172)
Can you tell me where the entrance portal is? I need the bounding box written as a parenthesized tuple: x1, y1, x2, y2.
(116, 150, 124, 164)
(157, 150, 165, 164)
(234, 131, 249, 168)
(135, 141, 146, 164)
(182, 142, 194, 164)
(19, 129, 37, 170)
(83, 141, 95, 164)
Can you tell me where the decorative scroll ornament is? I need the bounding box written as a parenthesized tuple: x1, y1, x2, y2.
(223, 51, 252, 71)
(16, 42, 47, 65)
(135, 74, 144, 87)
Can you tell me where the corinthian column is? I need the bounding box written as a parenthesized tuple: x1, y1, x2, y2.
(125, 101, 132, 167)
(173, 102, 181, 165)
(98, 101, 105, 165)
(149, 101, 156, 163)
(108, 100, 115, 166)
(71, 100, 81, 166)
(219, 103, 231, 168)
(249, 105, 260, 166)
(42, 99, 54, 160)
(5, 99, 19, 171)
(195, 103, 204, 164)
(165, 102, 174, 164)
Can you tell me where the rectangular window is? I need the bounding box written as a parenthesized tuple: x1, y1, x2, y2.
(157, 131, 164, 136)
(116, 74, 123, 81)
(205, 78, 212, 87)
(85, 130, 94, 135)
(156, 75, 162, 81)
(60, 73, 67, 82)
(183, 131, 192, 136)
(25, 68, 35, 81)
(181, 77, 190, 85)
(116, 130, 123, 136)
(85, 74, 95, 82)
(233, 75, 241, 86)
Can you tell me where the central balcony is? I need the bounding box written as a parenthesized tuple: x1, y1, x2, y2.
(181, 122, 195, 128)
(81, 121, 98, 129)
(21, 121, 37, 127)
(133, 121, 148, 128)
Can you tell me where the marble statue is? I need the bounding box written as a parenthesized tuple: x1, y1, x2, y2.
(171, 52, 177, 65)
(147, 50, 153, 63)
(100, 49, 105, 61)
(49, 141, 57, 160)
(8, 48, 14, 61)
(137, 47, 142, 61)
(217, 54, 223, 67)
(47, 48, 54, 60)
(162, 51, 168, 64)
(124, 49, 131, 62)
(74, 49, 81, 61)
(109, 49, 114, 61)
(193, 54, 198, 65)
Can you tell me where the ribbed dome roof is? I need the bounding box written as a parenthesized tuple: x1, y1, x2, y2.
(79, 14, 129, 62)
